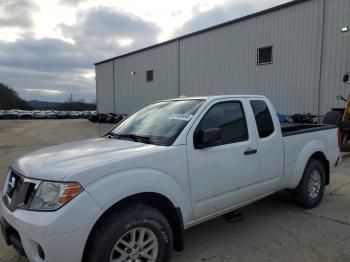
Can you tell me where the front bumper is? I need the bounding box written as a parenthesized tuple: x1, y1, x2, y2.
(0, 191, 102, 262)
(1, 217, 26, 256)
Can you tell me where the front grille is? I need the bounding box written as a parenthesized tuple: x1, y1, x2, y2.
(2, 169, 39, 212)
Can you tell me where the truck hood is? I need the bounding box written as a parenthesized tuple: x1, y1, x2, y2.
(11, 138, 160, 181)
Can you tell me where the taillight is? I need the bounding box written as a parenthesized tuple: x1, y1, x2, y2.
(338, 129, 342, 147)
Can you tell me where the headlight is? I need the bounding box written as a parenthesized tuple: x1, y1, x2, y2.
(29, 181, 83, 211)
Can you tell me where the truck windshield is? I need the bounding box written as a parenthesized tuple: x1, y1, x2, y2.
(108, 99, 205, 146)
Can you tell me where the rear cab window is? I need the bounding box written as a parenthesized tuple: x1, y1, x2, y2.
(250, 100, 275, 138)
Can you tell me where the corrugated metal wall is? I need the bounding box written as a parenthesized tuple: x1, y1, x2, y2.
(95, 0, 350, 116)
(113, 42, 178, 114)
(179, 0, 323, 115)
(95, 60, 114, 114)
(319, 0, 350, 114)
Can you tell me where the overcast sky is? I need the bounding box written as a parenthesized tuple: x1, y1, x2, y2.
(0, 0, 290, 102)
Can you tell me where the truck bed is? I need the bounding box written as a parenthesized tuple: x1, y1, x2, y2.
(281, 123, 337, 137)
(280, 123, 339, 189)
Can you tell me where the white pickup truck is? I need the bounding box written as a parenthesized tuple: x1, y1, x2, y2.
(1, 95, 341, 262)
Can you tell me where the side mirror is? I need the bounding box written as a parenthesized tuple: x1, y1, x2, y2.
(202, 128, 221, 146)
(343, 73, 350, 83)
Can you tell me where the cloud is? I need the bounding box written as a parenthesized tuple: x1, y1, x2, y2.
(0, 38, 89, 71)
(0, 65, 96, 102)
(59, 7, 160, 60)
(0, 0, 38, 29)
(173, 0, 290, 37)
(59, 0, 86, 6)
(26, 88, 64, 95)
(0, 6, 160, 102)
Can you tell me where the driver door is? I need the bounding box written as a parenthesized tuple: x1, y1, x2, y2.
(186, 99, 260, 219)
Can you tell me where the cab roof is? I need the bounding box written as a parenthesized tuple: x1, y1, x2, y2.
(167, 95, 266, 102)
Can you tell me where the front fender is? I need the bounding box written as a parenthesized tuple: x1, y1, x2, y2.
(84, 168, 192, 223)
(286, 140, 327, 189)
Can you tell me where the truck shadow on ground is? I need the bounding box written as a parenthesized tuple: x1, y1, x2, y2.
(172, 190, 350, 262)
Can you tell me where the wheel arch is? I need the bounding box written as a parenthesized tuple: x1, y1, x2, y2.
(82, 192, 185, 261)
(309, 151, 330, 185)
(290, 149, 330, 189)
(286, 139, 330, 189)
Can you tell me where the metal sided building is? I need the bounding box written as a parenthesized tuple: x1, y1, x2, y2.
(95, 0, 350, 116)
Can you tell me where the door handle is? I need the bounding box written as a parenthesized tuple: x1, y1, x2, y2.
(244, 149, 258, 155)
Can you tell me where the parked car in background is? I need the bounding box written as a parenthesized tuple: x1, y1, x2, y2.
(33, 111, 47, 119)
(56, 111, 68, 119)
(0, 110, 100, 120)
(5, 110, 20, 119)
(88, 111, 98, 122)
(67, 111, 80, 119)
(105, 113, 128, 124)
(98, 113, 108, 123)
(0, 95, 340, 262)
(45, 111, 57, 119)
(82, 111, 92, 118)
(107, 113, 117, 123)
(19, 111, 33, 119)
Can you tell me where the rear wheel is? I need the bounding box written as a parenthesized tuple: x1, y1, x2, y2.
(294, 159, 325, 208)
(323, 111, 342, 125)
(84, 204, 173, 262)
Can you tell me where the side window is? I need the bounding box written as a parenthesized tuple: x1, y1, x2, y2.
(250, 100, 275, 138)
(194, 101, 248, 148)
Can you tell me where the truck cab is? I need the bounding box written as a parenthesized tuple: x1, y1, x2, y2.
(1, 95, 340, 262)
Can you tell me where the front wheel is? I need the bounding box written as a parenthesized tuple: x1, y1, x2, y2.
(84, 204, 173, 262)
(294, 159, 326, 208)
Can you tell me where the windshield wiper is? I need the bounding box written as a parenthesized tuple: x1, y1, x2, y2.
(105, 132, 117, 138)
(112, 133, 152, 144)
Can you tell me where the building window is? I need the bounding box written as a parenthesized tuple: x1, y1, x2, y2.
(146, 70, 154, 82)
(257, 46, 273, 65)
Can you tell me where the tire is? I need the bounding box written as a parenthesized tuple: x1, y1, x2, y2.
(294, 159, 326, 209)
(84, 204, 173, 262)
(323, 111, 342, 125)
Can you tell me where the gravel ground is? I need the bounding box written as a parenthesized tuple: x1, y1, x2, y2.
(0, 119, 349, 262)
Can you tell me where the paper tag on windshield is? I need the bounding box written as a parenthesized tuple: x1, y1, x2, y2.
(168, 113, 193, 121)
